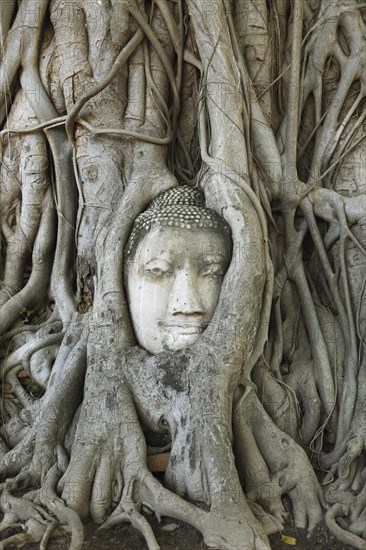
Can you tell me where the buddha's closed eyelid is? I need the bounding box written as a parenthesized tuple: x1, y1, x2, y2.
(199, 263, 225, 277)
(142, 258, 173, 278)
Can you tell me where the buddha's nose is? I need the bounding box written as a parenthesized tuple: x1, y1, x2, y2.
(168, 269, 204, 316)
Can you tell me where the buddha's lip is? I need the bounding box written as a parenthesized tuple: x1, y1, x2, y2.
(160, 322, 203, 334)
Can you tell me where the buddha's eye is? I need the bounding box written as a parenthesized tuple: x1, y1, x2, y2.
(145, 267, 171, 278)
(143, 261, 173, 279)
(200, 264, 224, 278)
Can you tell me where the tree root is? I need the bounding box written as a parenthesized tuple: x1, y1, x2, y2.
(0, 490, 52, 524)
(235, 385, 323, 534)
(0, 468, 82, 550)
(0, 530, 34, 549)
(0, 517, 64, 550)
(326, 503, 366, 550)
(136, 471, 271, 550)
(39, 520, 59, 550)
(285, 359, 321, 445)
(57, 355, 271, 550)
(324, 458, 366, 548)
(101, 478, 160, 550)
(0, 489, 51, 549)
(249, 502, 285, 536)
(40, 465, 84, 550)
(0, 430, 36, 481)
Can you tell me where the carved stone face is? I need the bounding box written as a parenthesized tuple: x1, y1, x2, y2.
(125, 226, 231, 354)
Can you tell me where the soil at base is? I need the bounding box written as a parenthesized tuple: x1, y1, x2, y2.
(20, 516, 355, 549)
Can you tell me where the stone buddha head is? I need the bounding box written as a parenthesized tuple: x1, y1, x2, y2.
(124, 186, 232, 354)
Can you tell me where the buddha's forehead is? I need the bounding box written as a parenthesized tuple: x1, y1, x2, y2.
(134, 226, 230, 262)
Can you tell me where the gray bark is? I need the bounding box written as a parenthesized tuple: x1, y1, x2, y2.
(0, 1, 365, 548)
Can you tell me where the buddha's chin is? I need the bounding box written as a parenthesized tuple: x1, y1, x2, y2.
(163, 331, 201, 351)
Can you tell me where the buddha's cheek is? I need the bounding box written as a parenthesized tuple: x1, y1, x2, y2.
(127, 277, 172, 354)
(199, 280, 222, 321)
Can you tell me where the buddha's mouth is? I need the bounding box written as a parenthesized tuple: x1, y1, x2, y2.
(162, 324, 203, 335)
(162, 326, 203, 352)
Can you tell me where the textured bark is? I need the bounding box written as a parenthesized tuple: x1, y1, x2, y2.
(0, 1, 365, 549)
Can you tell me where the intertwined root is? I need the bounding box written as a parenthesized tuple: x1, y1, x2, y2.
(0, 1, 365, 549)
(0, 382, 325, 550)
(323, 427, 366, 549)
(326, 502, 366, 550)
(0, 488, 67, 550)
(234, 386, 323, 535)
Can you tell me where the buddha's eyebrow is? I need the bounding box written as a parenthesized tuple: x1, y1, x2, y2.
(139, 248, 173, 261)
(144, 256, 173, 265)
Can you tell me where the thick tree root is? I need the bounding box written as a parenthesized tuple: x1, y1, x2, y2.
(326, 503, 366, 550)
(135, 471, 271, 550)
(0, 430, 36, 481)
(234, 385, 323, 534)
(40, 465, 84, 550)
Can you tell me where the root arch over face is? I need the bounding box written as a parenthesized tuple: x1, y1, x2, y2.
(0, 1, 366, 549)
